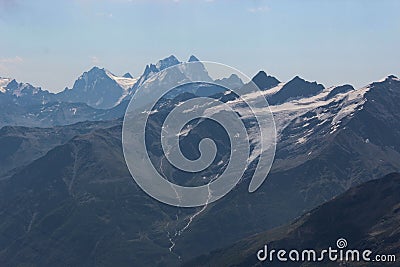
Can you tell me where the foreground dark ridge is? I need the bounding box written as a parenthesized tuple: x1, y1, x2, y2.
(186, 172, 400, 267)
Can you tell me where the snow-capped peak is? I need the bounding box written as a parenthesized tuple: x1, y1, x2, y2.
(75, 66, 138, 91)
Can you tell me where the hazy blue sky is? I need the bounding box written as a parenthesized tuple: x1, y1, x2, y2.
(0, 0, 399, 92)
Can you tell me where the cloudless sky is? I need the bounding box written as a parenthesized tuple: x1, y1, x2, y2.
(0, 0, 399, 92)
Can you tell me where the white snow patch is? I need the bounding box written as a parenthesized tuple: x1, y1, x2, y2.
(297, 137, 307, 144)
(105, 70, 138, 105)
(0, 77, 12, 93)
(106, 70, 138, 90)
(331, 86, 370, 125)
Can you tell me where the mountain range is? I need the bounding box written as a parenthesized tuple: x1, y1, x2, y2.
(0, 55, 399, 266)
(0, 55, 211, 110)
(0, 55, 232, 128)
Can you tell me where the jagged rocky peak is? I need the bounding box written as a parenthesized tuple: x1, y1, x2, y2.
(142, 55, 181, 77)
(267, 75, 325, 105)
(73, 67, 109, 84)
(289, 75, 307, 84)
(284, 75, 324, 94)
(155, 55, 181, 70)
(141, 55, 203, 80)
(85, 66, 107, 76)
(57, 66, 127, 109)
(366, 74, 400, 94)
(215, 74, 244, 89)
(123, 72, 133, 78)
(252, 70, 280, 90)
(385, 74, 399, 81)
(89, 66, 102, 71)
(5, 79, 19, 91)
(143, 64, 158, 76)
(225, 74, 242, 83)
(326, 84, 355, 99)
(188, 55, 200, 62)
(4, 79, 44, 96)
(374, 74, 400, 84)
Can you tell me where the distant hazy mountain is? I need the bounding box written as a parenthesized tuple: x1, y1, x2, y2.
(57, 67, 137, 109)
(186, 172, 400, 267)
(214, 74, 244, 90)
(122, 72, 133, 78)
(0, 77, 55, 106)
(131, 55, 182, 91)
(0, 55, 223, 126)
(127, 55, 217, 102)
(0, 71, 133, 126)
